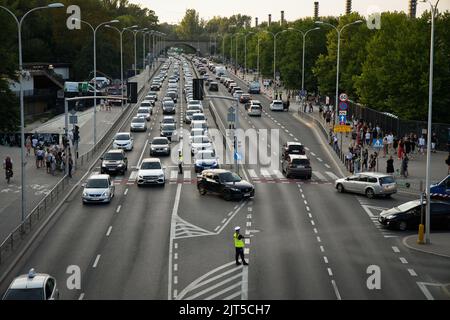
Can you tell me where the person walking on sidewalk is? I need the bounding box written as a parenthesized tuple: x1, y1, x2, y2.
(45, 149, 52, 173)
(418, 135, 426, 155)
(233, 226, 248, 266)
(386, 156, 395, 175)
(382, 135, 388, 157)
(369, 154, 377, 172)
(25, 136, 32, 157)
(178, 150, 183, 174)
(401, 155, 409, 178)
(362, 149, 369, 171)
(431, 132, 438, 153)
(365, 131, 371, 147)
(397, 138, 405, 160)
(68, 154, 73, 178)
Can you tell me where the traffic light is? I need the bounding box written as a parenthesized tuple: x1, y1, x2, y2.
(127, 82, 138, 103)
(193, 79, 204, 100)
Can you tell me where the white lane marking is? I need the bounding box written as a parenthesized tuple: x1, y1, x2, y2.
(399, 257, 408, 264)
(417, 282, 435, 300)
(320, 246, 325, 252)
(224, 291, 242, 301)
(184, 273, 243, 300)
(301, 194, 305, 199)
(214, 226, 220, 232)
(246, 221, 252, 227)
(174, 253, 178, 260)
(408, 269, 417, 277)
(332, 280, 342, 300)
(174, 276, 178, 285)
(311, 220, 315, 226)
(317, 158, 323, 162)
(325, 171, 340, 180)
(170, 170, 178, 180)
(222, 218, 227, 224)
(174, 264, 178, 272)
(273, 170, 284, 179)
(106, 226, 112, 237)
(306, 206, 310, 211)
(323, 256, 329, 264)
(289, 133, 294, 137)
(325, 164, 331, 169)
(308, 213, 312, 218)
(124, 188, 129, 196)
(310, 152, 316, 156)
(137, 138, 149, 167)
(168, 184, 182, 300)
(313, 228, 318, 234)
(183, 170, 191, 180)
(245, 238, 250, 245)
(78, 293, 85, 300)
(174, 290, 178, 298)
(317, 236, 322, 243)
(392, 246, 400, 253)
(304, 147, 310, 151)
(247, 214, 252, 219)
(116, 205, 121, 213)
(260, 169, 271, 177)
(128, 171, 138, 182)
(92, 254, 101, 268)
(244, 248, 250, 254)
(248, 207, 253, 212)
(294, 138, 299, 142)
(304, 200, 308, 205)
(327, 268, 333, 276)
(312, 171, 326, 181)
(248, 169, 258, 179)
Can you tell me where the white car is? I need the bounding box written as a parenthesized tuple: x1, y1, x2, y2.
(233, 90, 244, 99)
(194, 149, 219, 173)
(130, 117, 147, 132)
(191, 113, 207, 122)
(137, 158, 166, 186)
(113, 132, 134, 151)
(140, 101, 153, 113)
(191, 135, 213, 155)
(2, 269, 59, 300)
(190, 128, 207, 143)
(270, 100, 284, 111)
(82, 174, 115, 204)
(187, 100, 204, 113)
(191, 120, 208, 132)
(137, 108, 151, 121)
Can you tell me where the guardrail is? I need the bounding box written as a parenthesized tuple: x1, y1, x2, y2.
(0, 62, 163, 266)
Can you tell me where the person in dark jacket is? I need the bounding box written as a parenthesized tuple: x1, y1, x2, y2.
(386, 156, 395, 175)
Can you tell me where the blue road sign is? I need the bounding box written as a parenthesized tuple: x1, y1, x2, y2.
(300, 89, 307, 97)
(338, 101, 348, 110)
(339, 115, 346, 124)
(373, 139, 383, 148)
(234, 152, 242, 161)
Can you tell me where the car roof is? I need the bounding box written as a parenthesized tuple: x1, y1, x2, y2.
(10, 273, 49, 289)
(203, 169, 229, 174)
(250, 100, 261, 104)
(289, 154, 309, 160)
(273, 100, 283, 103)
(106, 149, 124, 154)
(142, 158, 161, 163)
(116, 132, 130, 136)
(152, 136, 169, 141)
(286, 141, 303, 146)
(89, 174, 110, 180)
(357, 172, 394, 178)
(163, 115, 175, 119)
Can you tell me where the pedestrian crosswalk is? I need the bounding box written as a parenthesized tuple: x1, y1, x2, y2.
(110, 167, 340, 186)
(357, 197, 398, 238)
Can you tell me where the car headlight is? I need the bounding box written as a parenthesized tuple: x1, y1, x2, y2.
(118, 163, 124, 167)
(102, 190, 110, 197)
(229, 187, 240, 192)
(151, 147, 156, 150)
(82, 191, 88, 197)
(386, 215, 396, 220)
(159, 174, 165, 179)
(138, 175, 143, 179)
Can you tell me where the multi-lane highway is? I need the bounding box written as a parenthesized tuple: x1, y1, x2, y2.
(1, 54, 449, 300)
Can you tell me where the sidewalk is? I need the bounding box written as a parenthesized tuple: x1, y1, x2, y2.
(0, 105, 123, 241)
(229, 68, 448, 192)
(403, 233, 450, 258)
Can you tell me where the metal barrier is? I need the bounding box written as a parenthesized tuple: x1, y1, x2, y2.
(0, 62, 163, 266)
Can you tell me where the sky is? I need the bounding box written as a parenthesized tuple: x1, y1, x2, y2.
(130, 0, 450, 24)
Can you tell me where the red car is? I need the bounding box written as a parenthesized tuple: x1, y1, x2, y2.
(239, 93, 251, 104)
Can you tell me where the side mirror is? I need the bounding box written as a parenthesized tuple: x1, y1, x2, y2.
(100, 157, 103, 160)
(124, 157, 128, 161)
(346, 178, 350, 181)
(81, 183, 86, 188)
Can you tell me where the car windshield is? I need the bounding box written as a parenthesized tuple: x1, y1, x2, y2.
(289, 145, 304, 152)
(197, 151, 215, 160)
(187, 110, 197, 116)
(380, 176, 395, 184)
(132, 118, 145, 123)
(162, 124, 175, 130)
(86, 178, 109, 188)
(163, 102, 174, 107)
(192, 115, 205, 120)
(152, 138, 168, 145)
(396, 200, 421, 212)
(220, 172, 242, 183)
(192, 136, 210, 144)
(163, 118, 175, 122)
(141, 162, 161, 170)
(137, 109, 148, 113)
(292, 159, 310, 166)
(3, 288, 44, 300)
(115, 134, 130, 140)
(103, 153, 123, 160)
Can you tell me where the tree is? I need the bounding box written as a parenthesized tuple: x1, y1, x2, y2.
(176, 9, 202, 40)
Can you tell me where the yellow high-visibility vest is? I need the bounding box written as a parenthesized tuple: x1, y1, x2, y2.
(234, 232, 244, 248)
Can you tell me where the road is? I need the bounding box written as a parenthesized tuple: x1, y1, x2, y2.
(1, 55, 449, 300)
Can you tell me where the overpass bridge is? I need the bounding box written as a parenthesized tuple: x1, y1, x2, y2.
(163, 39, 214, 56)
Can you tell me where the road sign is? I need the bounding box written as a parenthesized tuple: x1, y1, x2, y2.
(339, 111, 347, 116)
(333, 125, 352, 133)
(234, 152, 242, 161)
(300, 89, 307, 98)
(339, 93, 348, 101)
(70, 109, 77, 115)
(373, 138, 383, 149)
(338, 101, 348, 111)
(339, 115, 347, 125)
(227, 106, 236, 123)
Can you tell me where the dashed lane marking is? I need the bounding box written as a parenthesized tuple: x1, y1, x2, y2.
(92, 254, 101, 268)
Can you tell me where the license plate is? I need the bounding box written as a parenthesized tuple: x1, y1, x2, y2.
(244, 193, 251, 197)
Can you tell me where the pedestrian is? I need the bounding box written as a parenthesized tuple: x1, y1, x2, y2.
(382, 135, 388, 157)
(401, 155, 409, 178)
(346, 149, 353, 172)
(397, 139, 404, 160)
(68, 154, 73, 178)
(369, 154, 377, 172)
(365, 131, 371, 146)
(233, 226, 248, 266)
(431, 132, 438, 153)
(178, 150, 183, 174)
(45, 149, 52, 173)
(25, 136, 32, 157)
(362, 149, 368, 171)
(387, 132, 394, 154)
(386, 156, 395, 175)
(405, 137, 411, 157)
(50, 152, 56, 176)
(418, 135, 426, 155)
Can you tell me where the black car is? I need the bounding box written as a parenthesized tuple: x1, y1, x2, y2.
(150, 137, 170, 156)
(282, 142, 306, 159)
(378, 200, 450, 231)
(160, 123, 176, 141)
(197, 169, 255, 201)
(209, 82, 219, 91)
(100, 149, 128, 175)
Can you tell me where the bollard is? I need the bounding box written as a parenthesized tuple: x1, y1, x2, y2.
(417, 224, 425, 244)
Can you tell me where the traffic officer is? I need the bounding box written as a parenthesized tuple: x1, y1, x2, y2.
(178, 150, 183, 174)
(233, 226, 248, 266)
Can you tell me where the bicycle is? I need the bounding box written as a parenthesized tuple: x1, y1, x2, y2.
(5, 168, 13, 184)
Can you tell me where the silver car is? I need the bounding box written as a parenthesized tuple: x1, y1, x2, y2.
(2, 269, 59, 300)
(335, 172, 397, 198)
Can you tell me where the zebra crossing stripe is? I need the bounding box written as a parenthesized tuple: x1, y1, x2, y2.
(312, 171, 326, 181)
(325, 171, 340, 180)
(273, 170, 284, 179)
(248, 169, 258, 179)
(260, 169, 271, 177)
(184, 171, 191, 180)
(170, 170, 178, 180)
(128, 171, 138, 182)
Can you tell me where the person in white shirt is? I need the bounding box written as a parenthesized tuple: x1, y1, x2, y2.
(418, 135, 426, 155)
(387, 133, 394, 154)
(365, 131, 371, 146)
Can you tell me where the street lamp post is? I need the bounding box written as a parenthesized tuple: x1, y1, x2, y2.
(72, 18, 120, 146)
(287, 27, 320, 92)
(263, 30, 287, 98)
(105, 25, 138, 110)
(0, 3, 64, 223)
(132, 28, 148, 75)
(421, 0, 440, 244)
(315, 20, 363, 124)
(257, 36, 261, 81)
(244, 32, 254, 77)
